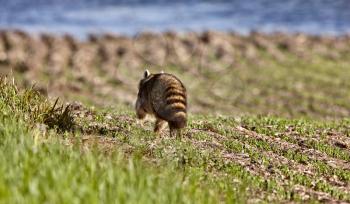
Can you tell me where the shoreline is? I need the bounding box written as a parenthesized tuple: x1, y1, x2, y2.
(1, 28, 350, 40)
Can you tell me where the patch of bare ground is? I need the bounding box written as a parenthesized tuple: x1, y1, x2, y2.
(282, 126, 350, 156)
(192, 121, 350, 179)
(187, 127, 350, 202)
(235, 126, 350, 172)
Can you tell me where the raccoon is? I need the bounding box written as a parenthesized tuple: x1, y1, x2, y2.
(135, 70, 187, 138)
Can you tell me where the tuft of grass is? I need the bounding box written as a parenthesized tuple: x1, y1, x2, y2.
(43, 98, 74, 132)
(0, 77, 74, 132)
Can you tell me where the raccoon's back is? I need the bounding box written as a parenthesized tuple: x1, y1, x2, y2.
(150, 74, 187, 126)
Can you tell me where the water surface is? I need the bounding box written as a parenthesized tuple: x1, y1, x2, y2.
(1, 0, 350, 37)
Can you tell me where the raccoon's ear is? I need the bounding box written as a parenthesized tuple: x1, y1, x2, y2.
(144, 69, 150, 78)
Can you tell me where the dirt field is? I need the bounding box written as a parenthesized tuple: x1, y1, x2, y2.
(1, 30, 350, 118)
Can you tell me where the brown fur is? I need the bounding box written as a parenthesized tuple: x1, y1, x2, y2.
(135, 70, 187, 138)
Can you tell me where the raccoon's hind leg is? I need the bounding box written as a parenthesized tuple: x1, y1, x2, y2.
(169, 123, 182, 139)
(169, 125, 175, 138)
(154, 118, 166, 134)
(175, 129, 182, 139)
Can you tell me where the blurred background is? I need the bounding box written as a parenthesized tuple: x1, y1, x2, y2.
(1, 0, 350, 37)
(1, 0, 350, 118)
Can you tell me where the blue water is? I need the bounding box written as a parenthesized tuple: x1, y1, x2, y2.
(1, 0, 350, 37)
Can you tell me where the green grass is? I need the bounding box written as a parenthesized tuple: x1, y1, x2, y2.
(2, 77, 350, 203)
(0, 119, 227, 203)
